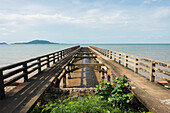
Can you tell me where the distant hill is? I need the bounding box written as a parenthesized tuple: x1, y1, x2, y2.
(0, 42, 7, 45)
(13, 40, 58, 44)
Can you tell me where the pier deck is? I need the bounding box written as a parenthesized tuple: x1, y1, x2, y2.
(0, 46, 169, 113)
(90, 46, 170, 113)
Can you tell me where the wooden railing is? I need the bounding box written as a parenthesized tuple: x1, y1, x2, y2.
(0, 45, 80, 99)
(90, 46, 170, 82)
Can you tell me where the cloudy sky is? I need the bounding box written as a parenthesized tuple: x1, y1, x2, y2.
(0, 0, 170, 43)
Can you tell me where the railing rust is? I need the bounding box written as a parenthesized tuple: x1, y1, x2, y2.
(0, 45, 80, 99)
(90, 46, 170, 82)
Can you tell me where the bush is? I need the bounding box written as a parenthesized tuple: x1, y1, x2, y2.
(95, 75, 133, 109)
(31, 75, 150, 113)
(38, 96, 135, 113)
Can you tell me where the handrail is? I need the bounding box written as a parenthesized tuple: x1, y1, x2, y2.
(0, 45, 80, 99)
(90, 46, 170, 82)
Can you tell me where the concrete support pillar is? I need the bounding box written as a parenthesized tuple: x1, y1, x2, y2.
(68, 66, 71, 79)
(63, 73, 66, 88)
(107, 68, 111, 82)
(101, 68, 105, 80)
(107, 75, 111, 82)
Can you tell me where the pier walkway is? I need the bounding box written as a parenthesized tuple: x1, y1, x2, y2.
(0, 46, 169, 113)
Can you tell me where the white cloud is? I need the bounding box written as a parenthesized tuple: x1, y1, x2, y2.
(1, 33, 8, 36)
(144, 0, 160, 4)
(0, 13, 88, 24)
(0, 27, 6, 31)
(153, 7, 170, 18)
(10, 30, 16, 33)
(87, 9, 99, 14)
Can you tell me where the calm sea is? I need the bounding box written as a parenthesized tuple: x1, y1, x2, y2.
(0, 44, 170, 67)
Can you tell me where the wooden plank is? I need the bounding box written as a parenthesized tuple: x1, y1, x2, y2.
(4, 73, 25, 87)
(139, 61, 150, 68)
(71, 63, 104, 67)
(154, 67, 170, 76)
(0, 69, 5, 99)
(138, 66, 150, 73)
(3, 67, 24, 79)
(0, 47, 80, 113)
(74, 56, 97, 58)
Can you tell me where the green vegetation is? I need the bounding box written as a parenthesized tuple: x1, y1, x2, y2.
(32, 75, 150, 113)
(95, 75, 133, 108)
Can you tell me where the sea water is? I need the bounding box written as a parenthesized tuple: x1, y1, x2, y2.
(0, 44, 169, 67)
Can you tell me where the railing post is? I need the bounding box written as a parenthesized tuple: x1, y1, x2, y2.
(124, 55, 128, 67)
(134, 58, 138, 73)
(23, 62, 28, 82)
(38, 58, 41, 73)
(110, 51, 112, 59)
(60, 51, 63, 59)
(107, 50, 109, 57)
(47, 55, 50, 68)
(63, 50, 65, 57)
(101, 49, 103, 55)
(150, 61, 155, 82)
(68, 66, 71, 79)
(63, 72, 66, 88)
(57, 52, 60, 61)
(107, 69, 111, 82)
(101, 68, 105, 80)
(53, 53, 55, 64)
(107, 75, 111, 82)
(118, 53, 121, 64)
(0, 69, 5, 99)
(114, 52, 116, 61)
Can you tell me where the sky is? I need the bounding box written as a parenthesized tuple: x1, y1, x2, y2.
(0, 0, 170, 44)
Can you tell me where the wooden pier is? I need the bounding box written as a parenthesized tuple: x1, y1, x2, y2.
(0, 46, 170, 113)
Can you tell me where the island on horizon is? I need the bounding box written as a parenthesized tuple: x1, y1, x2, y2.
(12, 40, 59, 44)
(0, 42, 8, 45)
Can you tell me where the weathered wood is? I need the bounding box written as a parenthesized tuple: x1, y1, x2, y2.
(89, 46, 170, 113)
(27, 62, 38, 69)
(110, 51, 112, 59)
(118, 54, 121, 64)
(63, 73, 66, 88)
(154, 67, 170, 76)
(0, 62, 24, 71)
(28, 66, 39, 74)
(74, 56, 97, 58)
(53, 53, 55, 64)
(0, 46, 80, 97)
(0, 69, 5, 99)
(3, 67, 24, 79)
(47, 55, 50, 68)
(101, 68, 105, 80)
(138, 61, 150, 68)
(4, 73, 25, 87)
(134, 58, 138, 73)
(70, 63, 104, 67)
(150, 61, 155, 82)
(124, 55, 128, 67)
(23, 62, 28, 82)
(0, 46, 80, 112)
(114, 52, 116, 61)
(138, 66, 150, 73)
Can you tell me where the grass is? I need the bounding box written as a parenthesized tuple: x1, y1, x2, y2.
(32, 95, 150, 113)
(31, 76, 151, 113)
